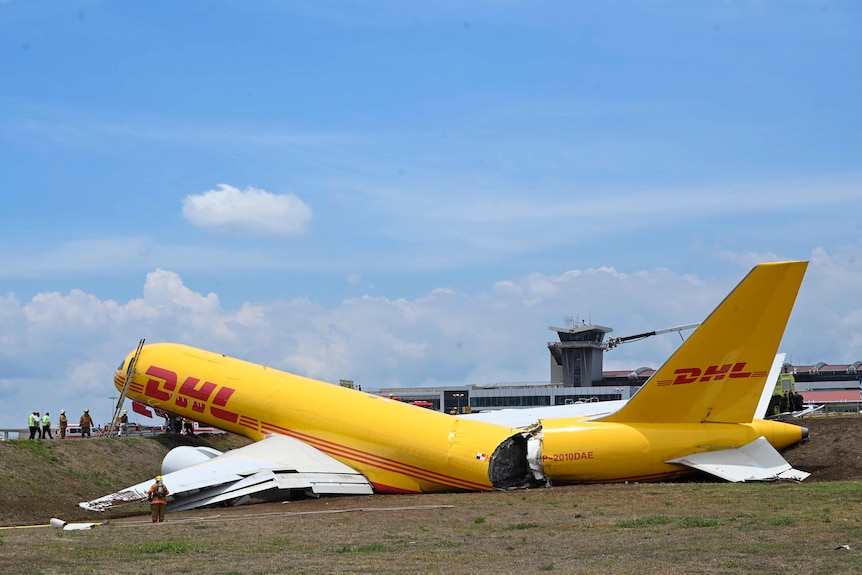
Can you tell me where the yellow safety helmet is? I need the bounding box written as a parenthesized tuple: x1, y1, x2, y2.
(122, 410, 127, 414)
(156, 476, 163, 481)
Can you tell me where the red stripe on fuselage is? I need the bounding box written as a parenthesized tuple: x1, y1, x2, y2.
(259, 422, 491, 492)
(122, 370, 492, 492)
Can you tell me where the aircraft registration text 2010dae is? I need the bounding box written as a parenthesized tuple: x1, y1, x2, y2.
(81, 261, 811, 514)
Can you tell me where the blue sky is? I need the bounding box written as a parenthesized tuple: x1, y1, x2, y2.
(1, 1, 860, 428)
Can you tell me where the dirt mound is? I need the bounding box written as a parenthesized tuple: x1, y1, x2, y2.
(782, 416, 862, 481)
(0, 417, 858, 527)
(0, 433, 250, 527)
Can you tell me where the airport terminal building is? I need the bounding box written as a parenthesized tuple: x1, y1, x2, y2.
(373, 322, 862, 414)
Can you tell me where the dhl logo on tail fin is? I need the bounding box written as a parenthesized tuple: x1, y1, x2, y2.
(599, 261, 807, 425)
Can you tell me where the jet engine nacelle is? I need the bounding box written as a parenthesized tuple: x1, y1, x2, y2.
(162, 445, 223, 475)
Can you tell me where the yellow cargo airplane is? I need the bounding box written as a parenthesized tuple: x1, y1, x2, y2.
(81, 261, 810, 513)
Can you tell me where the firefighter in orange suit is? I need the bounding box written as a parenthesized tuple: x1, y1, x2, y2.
(59, 410, 68, 439)
(79, 409, 94, 438)
(147, 476, 170, 522)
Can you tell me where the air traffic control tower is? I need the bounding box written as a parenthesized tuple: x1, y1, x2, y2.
(548, 322, 613, 387)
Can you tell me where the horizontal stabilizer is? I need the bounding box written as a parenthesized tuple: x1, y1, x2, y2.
(666, 436, 810, 482)
(80, 434, 373, 513)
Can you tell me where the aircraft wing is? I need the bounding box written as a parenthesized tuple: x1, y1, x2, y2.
(666, 436, 811, 482)
(462, 400, 628, 428)
(79, 434, 373, 513)
(467, 353, 787, 430)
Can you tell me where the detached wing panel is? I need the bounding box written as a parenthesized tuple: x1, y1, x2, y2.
(80, 435, 373, 513)
(666, 436, 810, 482)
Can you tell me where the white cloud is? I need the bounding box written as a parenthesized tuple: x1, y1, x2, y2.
(784, 247, 862, 364)
(141, 269, 220, 313)
(0, 293, 26, 350)
(24, 290, 118, 330)
(182, 184, 312, 237)
(69, 361, 114, 392)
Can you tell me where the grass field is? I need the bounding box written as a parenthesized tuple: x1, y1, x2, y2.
(2, 481, 861, 575)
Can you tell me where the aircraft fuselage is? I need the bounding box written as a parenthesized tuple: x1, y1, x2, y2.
(117, 343, 806, 490)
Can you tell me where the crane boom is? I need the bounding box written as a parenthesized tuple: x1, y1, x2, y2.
(605, 323, 699, 350)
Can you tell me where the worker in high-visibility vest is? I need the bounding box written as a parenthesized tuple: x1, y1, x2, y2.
(41, 412, 53, 439)
(28, 412, 39, 440)
(147, 476, 170, 523)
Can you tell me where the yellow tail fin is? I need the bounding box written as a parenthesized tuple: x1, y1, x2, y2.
(598, 261, 807, 424)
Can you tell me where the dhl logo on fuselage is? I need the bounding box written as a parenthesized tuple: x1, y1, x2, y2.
(656, 362, 768, 386)
(118, 364, 492, 493)
(124, 365, 241, 426)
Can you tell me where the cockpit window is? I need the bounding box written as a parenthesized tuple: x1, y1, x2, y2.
(117, 358, 126, 371)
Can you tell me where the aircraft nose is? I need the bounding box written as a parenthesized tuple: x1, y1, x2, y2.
(800, 426, 809, 441)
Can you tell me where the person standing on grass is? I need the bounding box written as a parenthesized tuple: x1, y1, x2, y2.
(59, 410, 68, 439)
(41, 412, 53, 439)
(147, 476, 170, 523)
(119, 410, 129, 437)
(80, 409, 94, 438)
(28, 411, 39, 440)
